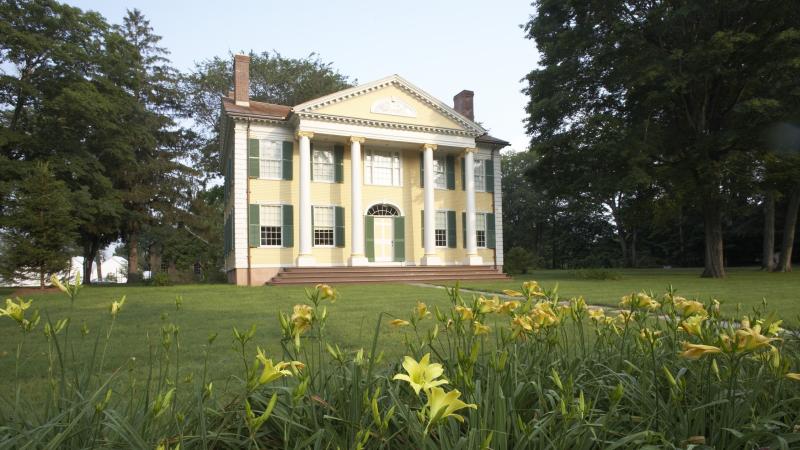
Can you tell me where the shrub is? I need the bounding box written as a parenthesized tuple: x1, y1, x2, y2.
(2, 277, 799, 448)
(504, 246, 536, 274)
(151, 271, 171, 286)
(571, 268, 624, 280)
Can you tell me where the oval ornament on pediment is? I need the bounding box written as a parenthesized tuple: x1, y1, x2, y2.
(370, 96, 417, 118)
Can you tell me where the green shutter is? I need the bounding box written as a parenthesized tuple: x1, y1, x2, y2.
(282, 204, 293, 248)
(248, 204, 260, 247)
(462, 212, 466, 248)
(487, 213, 496, 249)
(282, 141, 293, 180)
(248, 139, 260, 178)
(365, 216, 375, 262)
(311, 206, 315, 245)
(461, 158, 465, 190)
(393, 216, 405, 262)
(447, 210, 456, 248)
(446, 155, 455, 190)
(334, 145, 344, 183)
(310, 143, 314, 181)
(419, 153, 424, 187)
(486, 159, 494, 193)
(335, 206, 345, 247)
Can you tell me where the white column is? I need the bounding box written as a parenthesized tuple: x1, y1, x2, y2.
(421, 144, 442, 265)
(296, 131, 315, 266)
(349, 137, 368, 266)
(463, 148, 482, 265)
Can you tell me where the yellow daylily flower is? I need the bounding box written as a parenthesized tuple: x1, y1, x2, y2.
(639, 328, 662, 345)
(0, 298, 32, 324)
(786, 373, 800, 382)
(390, 319, 410, 327)
(502, 289, 523, 297)
(291, 304, 313, 334)
(674, 299, 707, 317)
(393, 353, 448, 395)
(521, 281, 546, 297)
(477, 296, 500, 314)
(733, 325, 779, 352)
(529, 303, 559, 329)
(511, 315, 533, 337)
(679, 342, 722, 360)
(472, 321, 490, 335)
(254, 347, 299, 385)
(50, 275, 69, 293)
(587, 308, 605, 321)
(679, 314, 706, 337)
(415, 301, 431, 320)
(110, 296, 126, 317)
(425, 386, 477, 427)
(315, 284, 336, 302)
(454, 306, 474, 321)
(496, 300, 520, 314)
(620, 292, 660, 310)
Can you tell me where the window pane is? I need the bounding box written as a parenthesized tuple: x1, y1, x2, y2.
(261, 205, 282, 226)
(434, 158, 446, 189)
(476, 230, 486, 248)
(313, 149, 334, 182)
(474, 159, 486, 191)
(260, 140, 282, 179)
(365, 151, 400, 186)
(475, 213, 486, 231)
(261, 226, 282, 246)
(313, 206, 333, 227)
(435, 211, 447, 247)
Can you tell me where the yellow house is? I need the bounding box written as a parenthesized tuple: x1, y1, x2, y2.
(221, 55, 508, 285)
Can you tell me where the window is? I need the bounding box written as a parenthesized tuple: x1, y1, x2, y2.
(365, 150, 401, 186)
(435, 211, 448, 247)
(160, 261, 169, 271)
(367, 204, 399, 216)
(260, 205, 282, 246)
(259, 140, 283, 179)
(313, 206, 334, 246)
(433, 157, 447, 189)
(476, 213, 487, 248)
(474, 159, 486, 192)
(312, 148, 334, 182)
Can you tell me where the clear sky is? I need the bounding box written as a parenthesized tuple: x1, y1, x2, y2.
(65, 0, 538, 152)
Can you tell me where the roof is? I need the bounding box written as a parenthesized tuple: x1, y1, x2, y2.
(476, 134, 510, 147)
(221, 96, 291, 121)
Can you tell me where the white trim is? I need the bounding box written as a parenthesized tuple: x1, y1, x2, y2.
(233, 122, 249, 269)
(311, 203, 340, 248)
(364, 201, 404, 217)
(298, 118, 476, 149)
(293, 74, 486, 136)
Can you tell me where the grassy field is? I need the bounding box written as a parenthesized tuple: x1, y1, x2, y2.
(2, 267, 798, 402)
(450, 267, 800, 324)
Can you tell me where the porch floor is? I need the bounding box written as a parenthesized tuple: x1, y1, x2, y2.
(266, 265, 510, 285)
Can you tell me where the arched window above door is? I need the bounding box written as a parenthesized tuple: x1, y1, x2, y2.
(367, 204, 400, 216)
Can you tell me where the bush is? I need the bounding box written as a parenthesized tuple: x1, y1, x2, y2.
(2, 277, 800, 448)
(151, 271, 171, 286)
(571, 268, 624, 280)
(504, 246, 536, 274)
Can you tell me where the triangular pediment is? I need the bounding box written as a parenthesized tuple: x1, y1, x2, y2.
(293, 75, 486, 136)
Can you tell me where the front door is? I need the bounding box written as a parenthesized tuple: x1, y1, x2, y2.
(373, 217, 394, 262)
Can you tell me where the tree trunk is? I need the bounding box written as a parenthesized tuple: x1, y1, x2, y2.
(39, 268, 45, 290)
(128, 229, 140, 283)
(762, 192, 776, 271)
(83, 240, 99, 285)
(776, 184, 800, 272)
(701, 202, 726, 278)
(96, 254, 103, 282)
(630, 229, 638, 268)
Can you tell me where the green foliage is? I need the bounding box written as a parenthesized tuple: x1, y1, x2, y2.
(2, 277, 800, 448)
(150, 271, 171, 287)
(504, 246, 537, 274)
(570, 268, 623, 281)
(0, 163, 76, 287)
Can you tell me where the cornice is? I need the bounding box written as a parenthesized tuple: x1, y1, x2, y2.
(295, 111, 479, 137)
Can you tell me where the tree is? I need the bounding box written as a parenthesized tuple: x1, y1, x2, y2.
(524, 0, 800, 277)
(0, 163, 76, 288)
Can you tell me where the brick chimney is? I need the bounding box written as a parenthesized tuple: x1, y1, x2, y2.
(453, 90, 474, 121)
(233, 54, 250, 107)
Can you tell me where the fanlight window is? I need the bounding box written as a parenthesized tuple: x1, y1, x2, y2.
(367, 204, 400, 217)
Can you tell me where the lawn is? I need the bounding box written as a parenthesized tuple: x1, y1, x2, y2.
(2, 268, 799, 403)
(449, 267, 800, 324)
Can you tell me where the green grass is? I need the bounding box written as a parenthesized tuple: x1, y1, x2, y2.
(449, 267, 800, 323)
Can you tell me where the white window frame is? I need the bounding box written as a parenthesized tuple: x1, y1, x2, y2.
(433, 156, 447, 190)
(312, 145, 335, 183)
(474, 158, 487, 192)
(364, 150, 402, 187)
(258, 139, 283, 180)
(259, 204, 283, 248)
(435, 210, 448, 248)
(313, 205, 336, 248)
(475, 212, 488, 248)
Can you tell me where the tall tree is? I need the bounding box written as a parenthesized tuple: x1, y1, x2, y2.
(0, 163, 76, 288)
(524, 0, 800, 277)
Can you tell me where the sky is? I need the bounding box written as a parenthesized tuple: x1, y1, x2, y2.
(66, 0, 539, 153)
